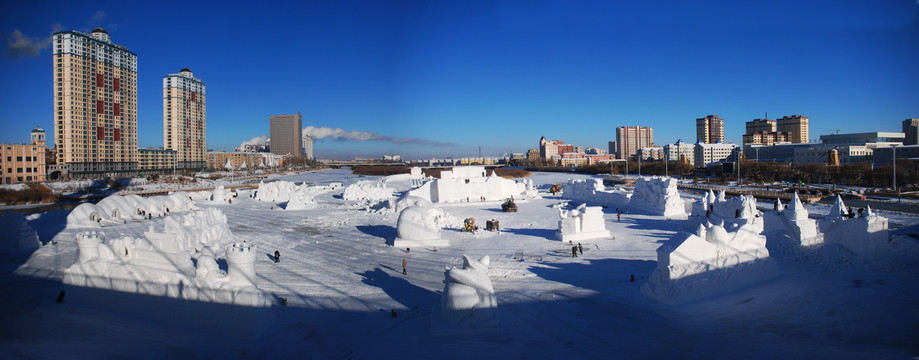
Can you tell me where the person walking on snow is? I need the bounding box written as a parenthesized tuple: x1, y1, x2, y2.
(572, 246, 578, 258)
(578, 243, 583, 255)
(274, 250, 280, 263)
(402, 258, 407, 275)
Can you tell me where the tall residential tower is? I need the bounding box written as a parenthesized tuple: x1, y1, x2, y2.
(163, 68, 206, 168)
(53, 28, 137, 175)
(695, 115, 724, 144)
(615, 126, 654, 159)
(270, 114, 302, 157)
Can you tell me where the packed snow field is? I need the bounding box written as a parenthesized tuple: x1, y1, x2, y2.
(2, 168, 918, 359)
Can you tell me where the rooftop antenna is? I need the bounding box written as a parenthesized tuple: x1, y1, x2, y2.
(765, 111, 767, 120)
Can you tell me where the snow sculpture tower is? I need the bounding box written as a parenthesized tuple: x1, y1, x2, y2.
(556, 204, 611, 242)
(433, 254, 501, 335)
(226, 241, 258, 287)
(76, 231, 104, 262)
(764, 192, 821, 253)
(818, 196, 889, 261)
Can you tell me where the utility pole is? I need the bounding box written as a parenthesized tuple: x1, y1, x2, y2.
(893, 145, 899, 203)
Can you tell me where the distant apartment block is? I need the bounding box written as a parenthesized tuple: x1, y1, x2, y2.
(539, 136, 574, 161)
(137, 148, 177, 170)
(695, 115, 724, 144)
(1, 126, 48, 184)
(163, 68, 206, 169)
(615, 126, 653, 159)
(663, 140, 695, 164)
(742, 131, 789, 146)
(637, 146, 663, 161)
(903, 118, 918, 146)
(527, 149, 540, 161)
(743, 131, 905, 166)
(775, 115, 809, 143)
(303, 135, 314, 160)
(270, 113, 302, 157)
(694, 141, 738, 168)
(207, 151, 279, 169)
(745, 118, 776, 134)
(53, 28, 138, 176)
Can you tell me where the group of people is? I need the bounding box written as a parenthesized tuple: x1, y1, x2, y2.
(570, 241, 583, 257)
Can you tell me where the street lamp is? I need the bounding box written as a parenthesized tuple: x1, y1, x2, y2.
(892, 145, 899, 203)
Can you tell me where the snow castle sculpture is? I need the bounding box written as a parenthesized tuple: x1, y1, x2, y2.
(763, 193, 822, 253)
(559, 178, 630, 208)
(556, 204, 611, 242)
(406, 166, 526, 203)
(432, 255, 501, 335)
(393, 205, 451, 248)
(818, 196, 889, 261)
(688, 190, 762, 233)
(628, 177, 686, 217)
(642, 221, 780, 305)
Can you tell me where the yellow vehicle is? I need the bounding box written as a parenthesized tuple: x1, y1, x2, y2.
(463, 217, 478, 232)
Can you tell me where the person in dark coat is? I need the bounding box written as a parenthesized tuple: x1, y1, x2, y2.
(578, 243, 583, 255)
(274, 250, 280, 263)
(402, 258, 407, 275)
(572, 246, 578, 258)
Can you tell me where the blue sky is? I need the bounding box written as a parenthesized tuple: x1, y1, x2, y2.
(1, 0, 917, 159)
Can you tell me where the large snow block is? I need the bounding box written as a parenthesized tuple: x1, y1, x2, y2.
(764, 193, 822, 253)
(555, 205, 611, 242)
(628, 176, 686, 217)
(431, 255, 502, 335)
(406, 166, 525, 203)
(560, 178, 630, 208)
(642, 222, 780, 305)
(819, 201, 889, 261)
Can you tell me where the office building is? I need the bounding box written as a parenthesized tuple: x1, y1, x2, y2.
(53, 28, 138, 176)
(269, 113, 302, 157)
(694, 141, 738, 168)
(696, 115, 724, 144)
(163, 68, 206, 169)
(615, 126, 653, 159)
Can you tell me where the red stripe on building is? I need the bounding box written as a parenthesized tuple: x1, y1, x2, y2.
(114, 78, 120, 92)
(97, 100, 104, 114)
(114, 128, 120, 142)
(97, 127, 104, 140)
(96, 74, 103, 87)
(113, 103, 120, 116)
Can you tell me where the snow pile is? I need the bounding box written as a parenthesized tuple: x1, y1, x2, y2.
(642, 221, 780, 305)
(559, 178, 630, 208)
(406, 166, 525, 203)
(628, 177, 686, 217)
(818, 196, 889, 261)
(343, 180, 393, 203)
(393, 205, 454, 248)
(764, 193, 822, 253)
(66, 192, 196, 227)
(556, 204, 611, 242)
(0, 212, 41, 254)
(252, 181, 316, 209)
(62, 208, 271, 308)
(432, 254, 501, 335)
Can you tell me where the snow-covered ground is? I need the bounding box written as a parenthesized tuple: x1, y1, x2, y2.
(2, 169, 918, 359)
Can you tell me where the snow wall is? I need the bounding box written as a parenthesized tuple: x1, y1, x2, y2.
(559, 178, 630, 209)
(343, 180, 393, 203)
(642, 220, 780, 305)
(628, 177, 686, 217)
(406, 166, 526, 203)
(431, 254, 502, 335)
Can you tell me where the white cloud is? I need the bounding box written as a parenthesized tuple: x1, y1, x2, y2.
(3, 29, 51, 59)
(303, 126, 454, 146)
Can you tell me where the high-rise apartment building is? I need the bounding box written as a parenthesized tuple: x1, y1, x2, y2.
(53, 28, 137, 175)
(270, 113, 302, 157)
(303, 135, 314, 159)
(163, 68, 206, 169)
(776, 115, 809, 143)
(745, 119, 775, 134)
(695, 115, 724, 144)
(615, 126, 653, 159)
(903, 118, 919, 146)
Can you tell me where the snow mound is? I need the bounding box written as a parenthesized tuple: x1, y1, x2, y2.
(406, 166, 525, 203)
(560, 178, 630, 208)
(764, 193, 822, 254)
(343, 180, 393, 203)
(432, 254, 501, 335)
(556, 204, 611, 242)
(62, 208, 271, 308)
(628, 177, 686, 217)
(393, 205, 453, 248)
(642, 221, 780, 305)
(818, 196, 889, 261)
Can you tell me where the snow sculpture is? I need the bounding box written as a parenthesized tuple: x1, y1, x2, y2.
(66, 203, 106, 227)
(556, 204, 611, 242)
(764, 193, 822, 253)
(433, 255, 501, 335)
(406, 166, 526, 203)
(559, 178, 630, 208)
(628, 177, 686, 217)
(393, 205, 451, 248)
(688, 191, 762, 233)
(63, 208, 271, 308)
(67, 193, 197, 227)
(642, 221, 780, 305)
(252, 181, 316, 209)
(818, 196, 889, 261)
(343, 180, 393, 203)
(210, 186, 230, 203)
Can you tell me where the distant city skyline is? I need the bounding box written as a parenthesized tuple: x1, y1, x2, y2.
(1, 1, 917, 159)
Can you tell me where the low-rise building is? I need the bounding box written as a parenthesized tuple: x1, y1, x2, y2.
(1, 126, 48, 184)
(694, 141, 738, 168)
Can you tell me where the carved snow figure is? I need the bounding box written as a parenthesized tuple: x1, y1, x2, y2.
(642, 221, 780, 305)
(688, 192, 762, 233)
(432, 255, 501, 335)
(764, 192, 822, 253)
(393, 205, 452, 248)
(556, 204, 611, 242)
(629, 177, 687, 217)
(559, 178, 630, 208)
(818, 196, 889, 261)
